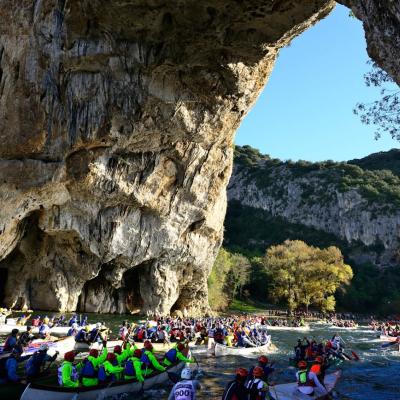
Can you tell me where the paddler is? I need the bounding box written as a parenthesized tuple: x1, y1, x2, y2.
(81, 342, 108, 386)
(38, 321, 51, 339)
(167, 367, 201, 400)
(75, 325, 91, 344)
(249, 356, 275, 382)
(98, 353, 124, 383)
(3, 329, 19, 352)
(124, 349, 145, 382)
(162, 342, 194, 367)
(296, 360, 328, 396)
(18, 326, 35, 347)
(25, 344, 59, 379)
(245, 366, 269, 400)
(3, 347, 30, 383)
(58, 351, 80, 388)
(222, 367, 248, 400)
(140, 340, 166, 374)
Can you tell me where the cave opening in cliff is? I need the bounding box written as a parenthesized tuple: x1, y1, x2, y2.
(122, 268, 144, 315)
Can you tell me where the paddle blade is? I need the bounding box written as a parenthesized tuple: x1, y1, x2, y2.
(351, 351, 360, 361)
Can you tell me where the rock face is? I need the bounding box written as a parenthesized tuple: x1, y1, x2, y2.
(337, 0, 400, 85)
(228, 148, 400, 268)
(0, 0, 337, 314)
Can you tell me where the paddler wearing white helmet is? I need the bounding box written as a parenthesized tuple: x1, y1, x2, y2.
(167, 367, 201, 400)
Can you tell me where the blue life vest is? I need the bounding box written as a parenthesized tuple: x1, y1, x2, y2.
(81, 359, 96, 378)
(140, 351, 151, 367)
(165, 348, 177, 363)
(75, 330, 86, 341)
(98, 365, 109, 383)
(124, 359, 135, 376)
(25, 352, 46, 376)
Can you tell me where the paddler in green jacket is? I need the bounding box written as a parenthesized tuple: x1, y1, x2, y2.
(81, 344, 108, 386)
(100, 353, 124, 382)
(162, 342, 194, 367)
(124, 348, 145, 382)
(58, 351, 80, 388)
(141, 340, 166, 374)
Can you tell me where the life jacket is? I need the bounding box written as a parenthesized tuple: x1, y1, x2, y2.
(25, 351, 46, 375)
(3, 336, 16, 351)
(140, 351, 152, 368)
(297, 370, 313, 387)
(81, 358, 96, 378)
(124, 359, 135, 376)
(173, 380, 195, 400)
(57, 363, 78, 386)
(137, 329, 145, 340)
(164, 348, 178, 363)
(246, 378, 265, 400)
(98, 365, 111, 383)
(214, 331, 224, 342)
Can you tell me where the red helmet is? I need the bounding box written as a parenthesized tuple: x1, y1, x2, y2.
(258, 355, 268, 364)
(298, 361, 307, 369)
(89, 349, 99, 358)
(107, 352, 116, 362)
(114, 345, 122, 354)
(133, 349, 142, 358)
(315, 356, 323, 363)
(236, 367, 248, 378)
(177, 343, 185, 351)
(144, 340, 153, 350)
(253, 366, 264, 377)
(64, 351, 75, 362)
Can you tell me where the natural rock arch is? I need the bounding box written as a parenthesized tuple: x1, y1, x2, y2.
(0, 0, 398, 314)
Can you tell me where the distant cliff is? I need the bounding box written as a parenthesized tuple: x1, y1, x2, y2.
(226, 146, 400, 269)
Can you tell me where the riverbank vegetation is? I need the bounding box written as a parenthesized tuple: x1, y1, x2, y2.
(208, 241, 353, 313)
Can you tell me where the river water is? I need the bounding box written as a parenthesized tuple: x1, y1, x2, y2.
(2, 314, 400, 400)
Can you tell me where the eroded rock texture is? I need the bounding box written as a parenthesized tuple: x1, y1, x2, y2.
(1, 0, 397, 314)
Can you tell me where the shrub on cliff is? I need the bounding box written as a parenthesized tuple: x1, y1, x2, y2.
(263, 240, 353, 312)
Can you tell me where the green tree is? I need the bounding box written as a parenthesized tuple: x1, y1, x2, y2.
(208, 248, 251, 310)
(263, 240, 353, 312)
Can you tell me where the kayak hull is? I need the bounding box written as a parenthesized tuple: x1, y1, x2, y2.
(20, 361, 185, 400)
(269, 370, 341, 400)
(0, 324, 95, 336)
(214, 338, 272, 357)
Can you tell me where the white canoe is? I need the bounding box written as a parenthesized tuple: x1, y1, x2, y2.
(214, 337, 272, 357)
(329, 325, 358, 330)
(0, 336, 76, 360)
(266, 325, 309, 332)
(379, 335, 399, 342)
(0, 323, 96, 336)
(269, 371, 341, 400)
(20, 360, 185, 400)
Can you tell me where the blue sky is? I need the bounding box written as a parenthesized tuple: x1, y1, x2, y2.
(235, 4, 399, 162)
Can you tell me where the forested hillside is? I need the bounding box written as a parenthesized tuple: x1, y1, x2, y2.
(217, 146, 400, 314)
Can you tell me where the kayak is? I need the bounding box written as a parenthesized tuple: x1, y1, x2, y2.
(266, 325, 310, 332)
(269, 370, 341, 400)
(20, 360, 185, 400)
(0, 336, 76, 360)
(214, 337, 272, 357)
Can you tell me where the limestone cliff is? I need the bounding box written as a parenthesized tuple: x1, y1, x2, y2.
(0, 0, 337, 313)
(228, 146, 400, 268)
